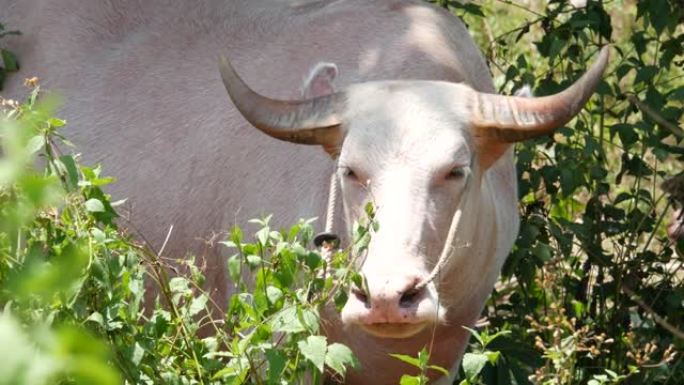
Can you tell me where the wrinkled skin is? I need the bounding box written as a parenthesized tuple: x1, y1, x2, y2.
(2, 1, 538, 383)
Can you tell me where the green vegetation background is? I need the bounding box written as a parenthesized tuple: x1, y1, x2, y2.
(0, 0, 682, 384)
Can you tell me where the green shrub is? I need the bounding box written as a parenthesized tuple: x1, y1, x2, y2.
(0, 90, 364, 384)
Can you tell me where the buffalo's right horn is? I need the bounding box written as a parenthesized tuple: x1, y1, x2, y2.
(470, 46, 610, 142)
(219, 57, 345, 152)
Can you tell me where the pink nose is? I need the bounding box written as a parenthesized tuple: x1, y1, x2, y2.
(350, 274, 427, 324)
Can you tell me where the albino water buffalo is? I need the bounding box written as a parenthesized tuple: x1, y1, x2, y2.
(1, 1, 607, 383)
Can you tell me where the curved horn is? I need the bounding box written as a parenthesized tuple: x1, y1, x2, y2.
(471, 46, 610, 142)
(219, 56, 345, 150)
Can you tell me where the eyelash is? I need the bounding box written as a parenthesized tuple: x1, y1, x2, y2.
(340, 167, 358, 180)
(339, 166, 466, 182)
(446, 166, 466, 180)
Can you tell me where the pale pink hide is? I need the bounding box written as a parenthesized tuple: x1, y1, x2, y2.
(1, 1, 518, 383)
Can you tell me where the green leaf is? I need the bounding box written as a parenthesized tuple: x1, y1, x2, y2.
(532, 243, 553, 263)
(213, 357, 249, 380)
(1, 48, 19, 71)
(130, 342, 145, 366)
(28, 84, 39, 106)
(462, 326, 485, 347)
(462, 353, 489, 381)
(86, 312, 104, 326)
(227, 255, 241, 283)
(364, 202, 375, 217)
(90, 228, 106, 244)
(298, 335, 327, 373)
(266, 286, 283, 304)
(85, 198, 105, 213)
(670, 85, 684, 100)
(256, 226, 270, 246)
(169, 277, 191, 294)
(634, 65, 658, 85)
(47, 117, 66, 128)
(270, 306, 310, 333)
(399, 375, 422, 385)
(266, 349, 287, 384)
(230, 225, 243, 244)
(297, 307, 320, 334)
(325, 343, 359, 377)
(59, 155, 79, 190)
(10, 241, 90, 301)
(270, 305, 319, 333)
(350, 272, 369, 301)
(481, 329, 512, 346)
(220, 241, 238, 249)
(572, 299, 586, 317)
(26, 135, 44, 155)
(485, 351, 500, 365)
(390, 353, 421, 368)
(246, 254, 262, 268)
(427, 364, 450, 377)
(189, 294, 208, 316)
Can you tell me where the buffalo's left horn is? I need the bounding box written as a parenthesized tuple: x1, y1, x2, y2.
(470, 46, 610, 142)
(219, 57, 345, 149)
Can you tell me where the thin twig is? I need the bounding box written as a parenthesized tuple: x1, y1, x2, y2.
(158, 225, 174, 257)
(494, 0, 545, 17)
(626, 94, 684, 139)
(621, 285, 684, 340)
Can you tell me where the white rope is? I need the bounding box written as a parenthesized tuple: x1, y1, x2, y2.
(318, 172, 340, 268)
(415, 166, 479, 290)
(414, 206, 464, 291)
(324, 172, 338, 234)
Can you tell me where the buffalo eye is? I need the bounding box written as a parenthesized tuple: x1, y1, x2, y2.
(446, 166, 466, 180)
(340, 166, 358, 181)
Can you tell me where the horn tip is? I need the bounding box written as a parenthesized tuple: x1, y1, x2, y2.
(218, 55, 238, 91)
(599, 45, 611, 56)
(218, 55, 227, 66)
(597, 45, 611, 68)
(218, 55, 234, 75)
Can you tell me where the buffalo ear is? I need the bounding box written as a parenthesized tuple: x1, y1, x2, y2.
(301, 62, 338, 98)
(219, 56, 345, 157)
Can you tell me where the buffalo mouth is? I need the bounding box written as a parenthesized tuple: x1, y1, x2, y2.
(360, 321, 429, 339)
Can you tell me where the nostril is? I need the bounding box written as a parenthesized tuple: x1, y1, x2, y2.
(399, 286, 425, 308)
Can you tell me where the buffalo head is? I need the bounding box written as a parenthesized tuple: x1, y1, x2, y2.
(219, 47, 609, 339)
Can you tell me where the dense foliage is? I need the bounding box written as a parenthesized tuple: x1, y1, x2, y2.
(1, 0, 683, 384)
(0, 92, 368, 384)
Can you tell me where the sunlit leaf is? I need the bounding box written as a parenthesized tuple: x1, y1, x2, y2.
(298, 335, 327, 373)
